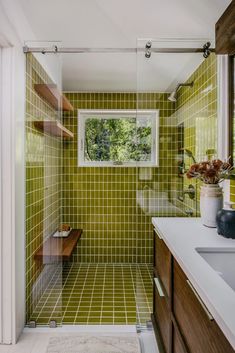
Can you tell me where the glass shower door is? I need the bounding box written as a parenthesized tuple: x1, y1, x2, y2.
(25, 42, 64, 326)
(136, 38, 218, 329)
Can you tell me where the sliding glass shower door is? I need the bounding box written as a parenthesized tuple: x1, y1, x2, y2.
(135, 38, 218, 328)
(25, 42, 63, 326)
(24, 39, 218, 329)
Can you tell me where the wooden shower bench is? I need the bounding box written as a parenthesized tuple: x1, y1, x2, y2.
(34, 229, 82, 263)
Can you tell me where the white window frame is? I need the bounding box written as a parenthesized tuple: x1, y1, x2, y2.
(78, 109, 159, 167)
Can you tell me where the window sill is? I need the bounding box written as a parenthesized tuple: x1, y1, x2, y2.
(77, 163, 158, 168)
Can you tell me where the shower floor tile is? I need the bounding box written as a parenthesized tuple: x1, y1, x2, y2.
(28, 264, 152, 326)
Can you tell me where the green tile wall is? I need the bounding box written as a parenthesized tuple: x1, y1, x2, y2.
(231, 181, 235, 202)
(25, 54, 62, 323)
(174, 53, 218, 214)
(25, 52, 218, 325)
(61, 54, 218, 265)
(62, 92, 176, 264)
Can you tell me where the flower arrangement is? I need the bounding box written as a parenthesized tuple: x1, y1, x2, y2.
(186, 159, 234, 184)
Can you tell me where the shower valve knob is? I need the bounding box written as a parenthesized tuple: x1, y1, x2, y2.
(145, 41, 152, 49)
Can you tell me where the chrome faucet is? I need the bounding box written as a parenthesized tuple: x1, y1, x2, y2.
(143, 184, 151, 191)
(178, 184, 196, 202)
(185, 209, 194, 217)
(182, 184, 195, 199)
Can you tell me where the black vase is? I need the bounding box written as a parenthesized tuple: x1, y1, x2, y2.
(216, 203, 235, 239)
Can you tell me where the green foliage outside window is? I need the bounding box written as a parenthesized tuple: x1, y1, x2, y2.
(84, 117, 152, 162)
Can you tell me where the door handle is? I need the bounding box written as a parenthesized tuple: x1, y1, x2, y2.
(154, 277, 165, 297)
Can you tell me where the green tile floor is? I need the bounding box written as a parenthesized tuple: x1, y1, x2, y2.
(28, 264, 152, 326)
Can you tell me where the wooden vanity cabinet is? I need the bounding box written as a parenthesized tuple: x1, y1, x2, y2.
(173, 260, 234, 353)
(153, 228, 235, 353)
(154, 229, 171, 298)
(153, 274, 171, 353)
(172, 323, 188, 353)
(153, 229, 172, 353)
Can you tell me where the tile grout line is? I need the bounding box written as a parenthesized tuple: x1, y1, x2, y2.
(74, 264, 90, 324)
(100, 264, 106, 325)
(87, 264, 98, 323)
(62, 263, 80, 324)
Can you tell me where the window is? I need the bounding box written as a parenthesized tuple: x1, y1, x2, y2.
(78, 110, 159, 167)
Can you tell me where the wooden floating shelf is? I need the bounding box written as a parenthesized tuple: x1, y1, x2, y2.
(34, 229, 83, 263)
(34, 120, 74, 140)
(34, 83, 74, 111)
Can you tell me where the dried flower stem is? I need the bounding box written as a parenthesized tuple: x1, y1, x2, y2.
(186, 158, 234, 184)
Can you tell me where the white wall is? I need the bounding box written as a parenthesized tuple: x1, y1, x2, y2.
(0, 2, 26, 343)
(0, 0, 62, 343)
(13, 46, 26, 343)
(0, 0, 38, 343)
(217, 55, 231, 202)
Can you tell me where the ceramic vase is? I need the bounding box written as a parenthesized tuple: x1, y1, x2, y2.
(200, 184, 223, 228)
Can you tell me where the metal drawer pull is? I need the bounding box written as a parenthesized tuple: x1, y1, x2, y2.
(154, 277, 165, 297)
(186, 280, 213, 321)
(154, 228, 162, 239)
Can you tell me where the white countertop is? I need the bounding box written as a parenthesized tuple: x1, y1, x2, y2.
(152, 217, 235, 350)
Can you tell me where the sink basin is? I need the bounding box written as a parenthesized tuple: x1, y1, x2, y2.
(196, 248, 235, 291)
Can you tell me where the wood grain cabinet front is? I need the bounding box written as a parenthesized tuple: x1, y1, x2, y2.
(173, 260, 234, 353)
(154, 229, 171, 298)
(152, 226, 234, 353)
(153, 275, 171, 353)
(172, 323, 188, 353)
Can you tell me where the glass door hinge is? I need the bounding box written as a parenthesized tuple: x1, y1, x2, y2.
(28, 320, 36, 328)
(49, 320, 57, 328)
(136, 321, 153, 333)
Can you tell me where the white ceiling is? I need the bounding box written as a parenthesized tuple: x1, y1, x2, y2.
(18, 0, 231, 91)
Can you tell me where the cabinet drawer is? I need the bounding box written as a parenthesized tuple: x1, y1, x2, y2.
(154, 229, 171, 297)
(173, 260, 234, 353)
(153, 276, 171, 353)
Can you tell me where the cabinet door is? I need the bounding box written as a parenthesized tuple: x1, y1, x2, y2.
(172, 323, 188, 353)
(173, 260, 234, 353)
(153, 276, 171, 353)
(154, 229, 171, 298)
